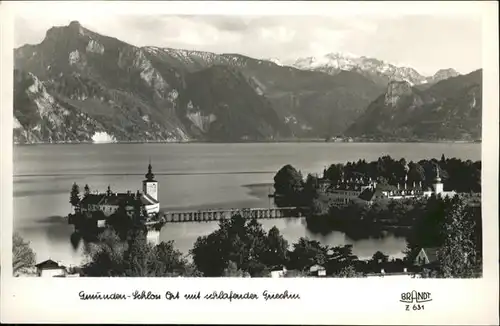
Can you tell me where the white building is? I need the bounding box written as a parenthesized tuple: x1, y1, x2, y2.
(270, 266, 287, 278)
(35, 259, 67, 277)
(322, 168, 456, 206)
(309, 264, 327, 277)
(325, 176, 375, 206)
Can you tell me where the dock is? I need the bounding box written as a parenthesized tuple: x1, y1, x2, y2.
(160, 207, 303, 223)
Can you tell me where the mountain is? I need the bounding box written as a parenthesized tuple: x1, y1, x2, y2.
(291, 53, 460, 87)
(178, 65, 289, 141)
(344, 69, 482, 141)
(13, 21, 385, 144)
(427, 68, 460, 84)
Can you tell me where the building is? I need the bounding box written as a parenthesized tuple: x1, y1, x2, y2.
(414, 247, 439, 267)
(270, 266, 287, 278)
(364, 268, 421, 279)
(323, 167, 456, 207)
(322, 175, 377, 207)
(308, 264, 327, 277)
(79, 162, 160, 225)
(35, 259, 67, 277)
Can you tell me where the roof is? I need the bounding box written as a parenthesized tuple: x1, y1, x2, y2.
(358, 188, 376, 201)
(270, 266, 287, 272)
(141, 193, 159, 205)
(35, 259, 66, 269)
(80, 194, 105, 206)
(309, 264, 326, 272)
(358, 188, 384, 201)
(420, 247, 439, 263)
(81, 191, 158, 209)
(100, 193, 141, 206)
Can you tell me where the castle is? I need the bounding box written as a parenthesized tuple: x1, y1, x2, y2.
(320, 167, 456, 207)
(79, 161, 160, 225)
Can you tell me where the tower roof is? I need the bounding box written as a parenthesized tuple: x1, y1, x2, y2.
(145, 158, 155, 181)
(434, 166, 442, 183)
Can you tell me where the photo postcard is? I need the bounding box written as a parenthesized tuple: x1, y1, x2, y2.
(1, 1, 498, 324)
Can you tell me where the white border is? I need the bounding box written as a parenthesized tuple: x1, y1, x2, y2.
(1, 1, 498, 324)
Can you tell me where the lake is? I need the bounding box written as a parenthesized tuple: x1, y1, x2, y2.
(13, 142, 481, 267)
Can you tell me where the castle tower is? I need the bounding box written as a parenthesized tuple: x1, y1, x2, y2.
(143, 159, 158, 201)
(433, 167, 443, 195)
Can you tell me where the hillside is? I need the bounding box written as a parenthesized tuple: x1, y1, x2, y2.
(13, 21, 385, 144)
(344, 69, 482, 141)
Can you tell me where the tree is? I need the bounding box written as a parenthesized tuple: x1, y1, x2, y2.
(407, 161, 425, 184)
(438, 195, 480, 278)
(223, 261, 249, 277)
(405, 195, 448, 258)
(70, 182, 81, 211)
(151, 243, 197, 275)
(191, 215, 288, 277)
(325, 164, 344, 183)
(261, 226, 289, 267)
(334, 265, 360, 278)
(191, 232, 227, 276)
(325, 245, 359, 275)
(84, 184, 90, 197)
(303, 173, 320, 203)
(122, 230, 156, 276)
(82, 229, 127, 276)
(83, 229, 192, 277)
(289, 237, 328, 271)
(273, 164, 304, 207)
(13, 232, 36, 276)
(310, 193, 333, 217)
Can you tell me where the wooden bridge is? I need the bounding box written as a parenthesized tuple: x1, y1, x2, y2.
(159, 207, 303, 223)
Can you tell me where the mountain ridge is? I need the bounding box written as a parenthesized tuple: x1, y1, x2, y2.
(13, 21, 480, 144)
(290, 52, 463, 87)
(344, 69, 482, 141)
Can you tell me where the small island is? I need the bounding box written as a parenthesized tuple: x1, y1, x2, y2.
(67, 161, 165, 246)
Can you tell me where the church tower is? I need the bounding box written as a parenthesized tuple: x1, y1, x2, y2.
(143, 160, 158, 201)
(433, 167, 443, 195)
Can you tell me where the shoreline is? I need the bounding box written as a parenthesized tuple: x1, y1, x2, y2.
(13, 139, 481, 146)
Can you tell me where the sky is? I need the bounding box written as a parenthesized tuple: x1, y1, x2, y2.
(12, 5, 483, 76)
